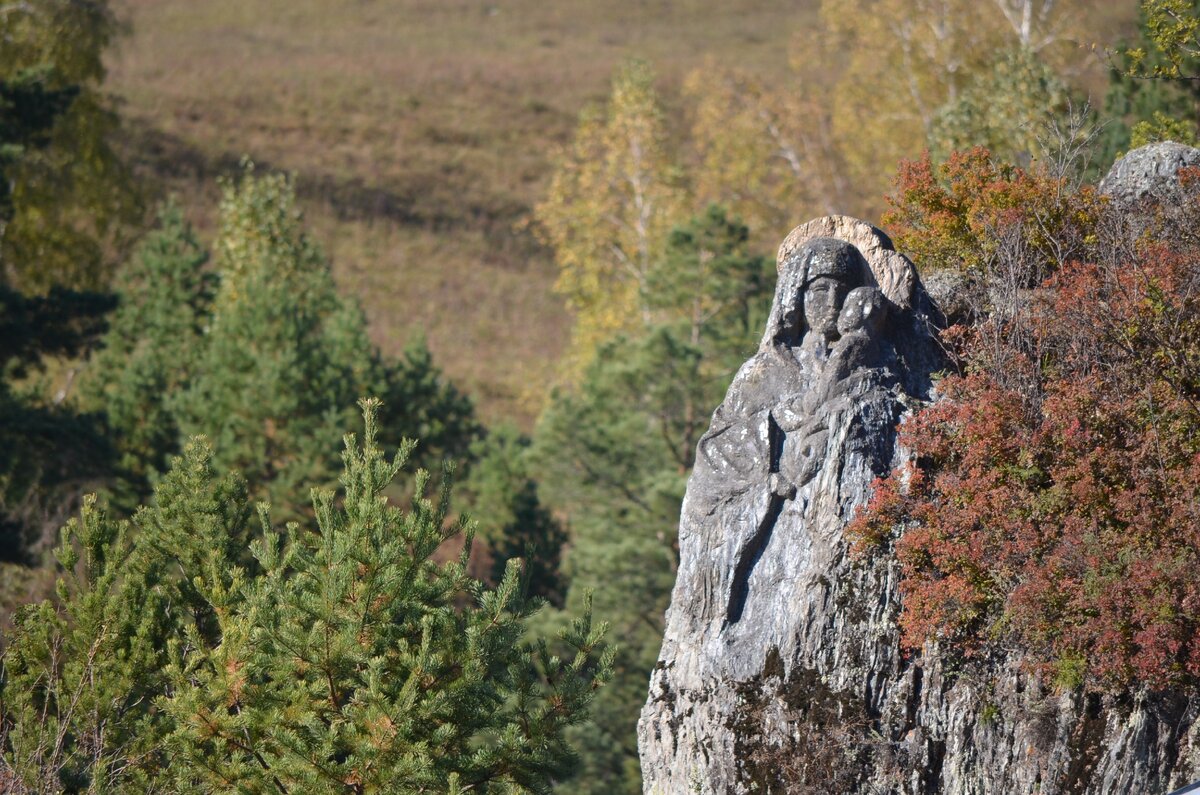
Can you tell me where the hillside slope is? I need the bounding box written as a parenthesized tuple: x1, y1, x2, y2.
(106, 0, 812, 424)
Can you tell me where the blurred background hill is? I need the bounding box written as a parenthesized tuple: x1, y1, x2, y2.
(106, 0, 1133, 425)
(108, 0, 813, 424)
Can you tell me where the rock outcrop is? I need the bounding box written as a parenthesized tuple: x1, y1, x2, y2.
(1099, 140, 1200, 206)
(637, 214, 1200, 794)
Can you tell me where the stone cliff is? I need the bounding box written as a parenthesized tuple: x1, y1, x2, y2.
(637, 208, 1200, 794)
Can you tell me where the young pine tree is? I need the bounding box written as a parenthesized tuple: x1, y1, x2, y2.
(0, 401, 612, 793)
(171, 167, 378, 523)
(0, 438, 253, 791)
(86, 168, 479, 519)
(465, 425, 567, 606)
(81, 203, 212, 505)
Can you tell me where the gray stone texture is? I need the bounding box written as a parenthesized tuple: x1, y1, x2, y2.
(1100, 140, 1200, 206)
(637, 216, 1200, 794)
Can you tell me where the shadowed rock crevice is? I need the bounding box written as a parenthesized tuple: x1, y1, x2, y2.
(725, 490, 782, 627)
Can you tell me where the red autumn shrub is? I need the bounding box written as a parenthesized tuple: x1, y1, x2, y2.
(852, 153, 1200, 692)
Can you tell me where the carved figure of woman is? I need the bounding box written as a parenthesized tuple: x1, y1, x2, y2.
(779, 285, 892, 491)
(693, 240, 869, 488)
(640, 219, 932, 795)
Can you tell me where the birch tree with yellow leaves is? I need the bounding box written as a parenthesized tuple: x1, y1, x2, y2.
(534, 61, 686, 371)
(684, 54, 853, 230)
(684, 0, 1086, 220)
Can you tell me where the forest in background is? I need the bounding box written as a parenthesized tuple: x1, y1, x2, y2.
(5, 0, 1200, 791)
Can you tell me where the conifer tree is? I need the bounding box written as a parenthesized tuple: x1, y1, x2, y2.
(86, 169, 479, 520)
(373, 338, 480, 476)
(0, 437, 252, 790)
(0, 402, 612, 792)
(465, 425, 567, 606)
(81, 203, 212, 505)
(171, 167, 369, 521)
(0, 0, 140, 292)
(0, 0, 138, 613)
(533, 208, 772, 793)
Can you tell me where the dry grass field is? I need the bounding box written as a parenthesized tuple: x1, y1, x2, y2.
(106, 0, 813, 425)
(106, 0, 1135, 425)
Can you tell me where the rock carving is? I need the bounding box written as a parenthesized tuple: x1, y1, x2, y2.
(637, 215, 1200, 794)
(639, 216, 935, 793)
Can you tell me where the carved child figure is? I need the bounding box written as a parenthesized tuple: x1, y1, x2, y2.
(779, 286, 890, 494)
(824, 284, 889, 391)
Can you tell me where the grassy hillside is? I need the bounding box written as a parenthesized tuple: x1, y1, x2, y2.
(106, 0, 816, 425)
(106, 0, 1135, 425)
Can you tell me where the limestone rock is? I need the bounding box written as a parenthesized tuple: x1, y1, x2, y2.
(637, 218, 934, 794)
(637, 216, 1200, 794)
(921, 268, 970, 328)
(1100, 141, 1200, 206)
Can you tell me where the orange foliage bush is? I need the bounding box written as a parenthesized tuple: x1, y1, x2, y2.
(883, 147, 1099, 280)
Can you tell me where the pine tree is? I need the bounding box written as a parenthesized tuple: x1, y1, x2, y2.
(0, 0, 138, 617)
(373, 338, 480, 476)
(86, 168, 480, 521)
(533, 207, 772, 793)
(170, 167, 370, 522)
(465, 425, 567, 606)
(0, 0, 130, 584)
(0, 0, 140, 292)
(0, 401, 612, 792)
(0, 443, 250, 791)
(81, 203, 212, 506)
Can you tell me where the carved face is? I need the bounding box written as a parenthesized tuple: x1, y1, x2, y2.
(803, 276, 849, 341)
(837, 286, 886, 336)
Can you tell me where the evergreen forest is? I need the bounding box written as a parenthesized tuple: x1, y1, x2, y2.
(3, 0, 1200, 791)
